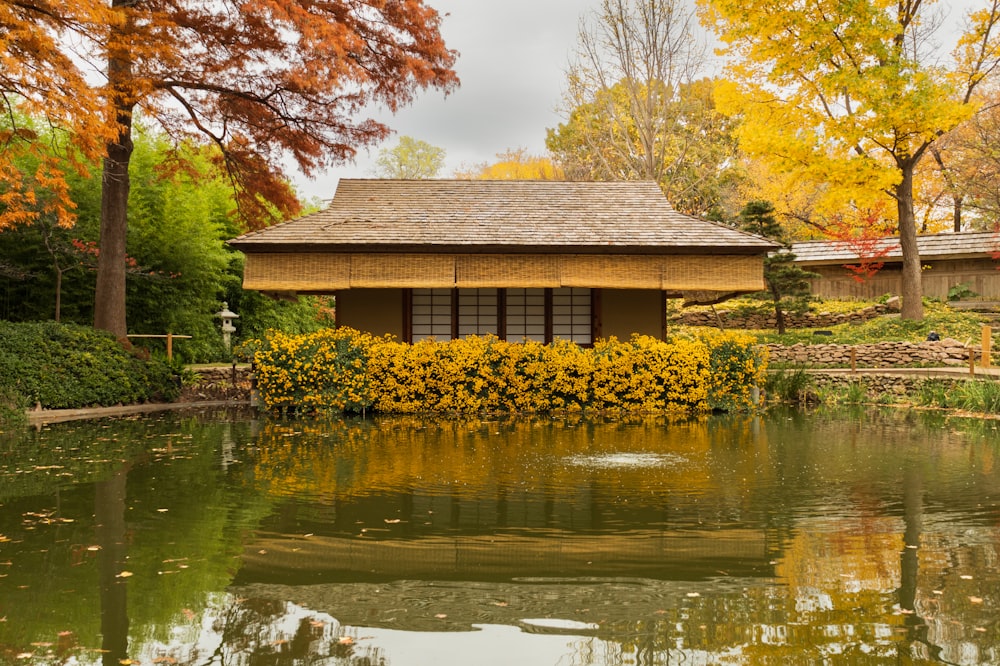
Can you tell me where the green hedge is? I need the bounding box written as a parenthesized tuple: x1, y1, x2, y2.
(0, 321, 180, 413)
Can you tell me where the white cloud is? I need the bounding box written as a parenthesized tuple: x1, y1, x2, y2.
(295, 0, 601, 197)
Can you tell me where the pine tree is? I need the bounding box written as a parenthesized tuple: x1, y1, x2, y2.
(738, 201, 817, 335)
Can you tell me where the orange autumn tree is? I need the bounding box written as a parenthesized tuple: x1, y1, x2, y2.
(1, 0, 457, 338)
(1, 2, 116, 229)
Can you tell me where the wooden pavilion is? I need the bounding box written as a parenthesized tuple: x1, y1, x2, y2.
(229, 179, 776, 342)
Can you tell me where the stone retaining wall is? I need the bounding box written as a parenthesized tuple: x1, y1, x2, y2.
(813, 372, 948, 398)
(765, 339, 972, 367)
(182, 365, 253, 402)
(672, 304, 891, 330)
(807, 373, 961, 400)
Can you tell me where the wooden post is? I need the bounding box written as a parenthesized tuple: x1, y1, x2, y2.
(166, 332, 173, 361)
(850, 347, 856, 373)
(982, 325, 992, 369)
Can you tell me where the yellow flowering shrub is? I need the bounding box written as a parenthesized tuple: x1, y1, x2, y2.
(251, 327, 380, 413)
(699, 329, 769, 412)
(250, 327, 765, 415)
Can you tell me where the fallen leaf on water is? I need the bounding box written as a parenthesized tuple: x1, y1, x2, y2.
(686, 592, 700, 598)
(87, 546, 101, 552)
(961, 575, 974, 580)
(338, 636, 354, 645)
(435, 614, 447, 619)
(182, 609, 196, 621)
(116, 571, 133, 578)
(969, 596, 983, 604)
(384, 519, 401, 524)
(156, 509, 169, 513)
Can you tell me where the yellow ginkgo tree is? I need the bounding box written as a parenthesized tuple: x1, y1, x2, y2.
(699, 0, 1000, 320)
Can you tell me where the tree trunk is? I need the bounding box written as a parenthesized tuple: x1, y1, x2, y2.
(896, 167, 924, 321)
(768, 279, 786, 334)
(54, 266, 62, 322)
(93, 6, 135, 339)
(94, 138, 132, 337)
(953, 194, 963, 233)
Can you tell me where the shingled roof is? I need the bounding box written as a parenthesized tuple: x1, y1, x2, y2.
(229, 179, 775, 255)
(792, 231, 1000, 265)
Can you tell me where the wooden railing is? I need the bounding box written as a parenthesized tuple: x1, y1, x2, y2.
(126, 333, 192, 360)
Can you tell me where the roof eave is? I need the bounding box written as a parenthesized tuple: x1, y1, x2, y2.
(226, 241, 775, 256)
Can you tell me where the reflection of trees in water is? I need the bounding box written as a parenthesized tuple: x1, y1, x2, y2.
(201, 597, 385, 666)
(96, 466, 130, 666)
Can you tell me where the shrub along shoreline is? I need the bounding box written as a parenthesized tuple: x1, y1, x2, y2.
(7, 315, 1000, 423)
(246, 327, 766, 415)
(0, 321, 181, 422)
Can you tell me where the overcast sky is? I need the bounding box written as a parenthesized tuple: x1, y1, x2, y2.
(295, 0, 606, 199)
(294, 0, 980, 201)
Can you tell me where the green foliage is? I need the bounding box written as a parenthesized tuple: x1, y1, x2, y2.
(764, 367, 818, 405)
(947, 282, 977, 301)
(736, 200, 818, 333)
(912, 378, 1000, 413)
(547, 77, 743, 217)
(373, 135, 446, 179)
(829, 381, 868, 405)
(0, 123, 332, 363)
(951, 380, 1000, 413)
(750, 300, 986, 345)
(0, 321, 180, 412)
(917, 380, 952, 409)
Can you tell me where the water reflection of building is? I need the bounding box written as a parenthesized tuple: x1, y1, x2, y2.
(237, 528, 771, 584)
(237, 417, 775, 586)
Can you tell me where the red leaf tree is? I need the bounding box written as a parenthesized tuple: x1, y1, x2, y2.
(3, 0, 458, 337)
(825, 204, 895, 284)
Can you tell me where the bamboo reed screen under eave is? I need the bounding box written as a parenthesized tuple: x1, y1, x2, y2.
(242, 252, 766, 292)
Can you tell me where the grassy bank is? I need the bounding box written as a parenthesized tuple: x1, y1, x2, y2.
(680, 297, 990, 346)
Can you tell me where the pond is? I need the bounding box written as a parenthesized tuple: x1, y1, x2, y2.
(0, 407, 999, 665)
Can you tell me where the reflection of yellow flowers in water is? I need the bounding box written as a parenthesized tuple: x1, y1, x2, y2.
(250, 328, 765, 415)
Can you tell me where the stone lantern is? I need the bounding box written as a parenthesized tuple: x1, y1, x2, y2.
(216, 302, 239, 351)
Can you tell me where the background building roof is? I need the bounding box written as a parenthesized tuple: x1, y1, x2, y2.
(230, 179, 775, 255)
(792, 231, 1000, 265)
